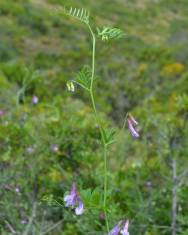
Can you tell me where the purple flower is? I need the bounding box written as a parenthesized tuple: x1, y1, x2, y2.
(64, 183, 77, 208)
(108, 224, 121, 235)
(127, 114, 139, 138)
(64, 183, 84, 215)
(109, 220, 130, 235)
(0, 110, 5, 116)
(15, 187, 20, 194)
(75, 195, 84, 215)
(32, 95, 39, 104)
(120, 220, 129, 235)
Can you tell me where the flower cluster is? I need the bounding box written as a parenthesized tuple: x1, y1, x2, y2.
(127, 114, 139, 138)
(109, 220, 129, 235)
(64, 183, 84, 215)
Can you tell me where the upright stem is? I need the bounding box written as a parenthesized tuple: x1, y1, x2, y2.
(103, 144, 109, 231)
(172, 158, 177, 235)
(87, 23, 109, 233)
(87, 24, 95, 91)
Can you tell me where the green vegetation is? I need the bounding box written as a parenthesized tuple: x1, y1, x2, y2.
(0, 0, 188, 234)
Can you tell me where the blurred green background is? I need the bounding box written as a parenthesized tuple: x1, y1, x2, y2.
(0, 0, 188, 234)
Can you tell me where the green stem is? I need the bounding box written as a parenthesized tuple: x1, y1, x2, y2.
(103, 144, 109, 232)
(87, 23, 109, 233)
(90, 89, 109, 233)
(87, 24, 95, 91)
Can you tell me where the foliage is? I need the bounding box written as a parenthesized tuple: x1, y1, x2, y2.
(97, 27, 125, 41)
(0, 0, 188, 234)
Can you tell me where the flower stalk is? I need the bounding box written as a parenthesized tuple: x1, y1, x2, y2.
(87, 22, 109, 233)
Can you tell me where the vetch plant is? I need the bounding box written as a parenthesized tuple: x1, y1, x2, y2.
(60, 6, 137, 233)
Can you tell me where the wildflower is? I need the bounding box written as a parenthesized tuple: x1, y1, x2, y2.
(0, 110, 5, 116)
(108, 224, 121, 235)
(75, 195, 84, 215)
(120, 220, 129, 235)
(15, 187, 20, 194)
(32, 95, 39, 104)
(161, 62, 184, 76)
(127, 114, 139, 138)
(64, 183, 77, 208)
(109, 220, 130, 235)
(64, 183, 84, 215)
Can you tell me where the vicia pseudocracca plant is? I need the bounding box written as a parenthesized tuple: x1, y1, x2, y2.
(49, 5, 140, 234)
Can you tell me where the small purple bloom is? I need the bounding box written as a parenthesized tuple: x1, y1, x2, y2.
(127, 114, 139, 138)
(64, 183, 77, 208)
(120, 220, 129, 235)
(75, 195, 84, 215)
(0, 110, 5, 116)
(32, 95, 39, 104)
(108, 224, 121, 235)
(15, 187, 20, 194)
(64, 183, 84, 215)
(109, 220, 130, 235)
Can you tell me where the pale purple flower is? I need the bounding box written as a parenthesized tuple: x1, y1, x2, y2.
(75, 195, 84, 215)
(108, 224, 121, 235)
(120, 220, 129, 235)
(109, 220, 130, 235)
(64, 183, 77, 208)
(15, 187, 20, 194)
(0, 110, 5, 116)
(127, 114, 139, 138)
(64, 183, 84, 215)
(32, 95, 39, 104)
